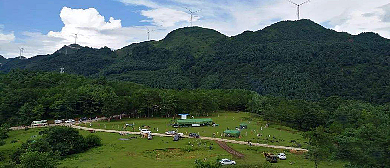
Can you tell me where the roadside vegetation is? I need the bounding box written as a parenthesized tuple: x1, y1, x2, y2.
(0, 127, 101, 167)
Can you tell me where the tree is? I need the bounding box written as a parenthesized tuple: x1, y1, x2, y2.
(0, 124, 10, 140)
(304, 126, 333, 168)
(42, 127, 86, 156)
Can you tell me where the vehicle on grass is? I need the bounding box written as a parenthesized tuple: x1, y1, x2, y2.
(278, 153, 286, 160)
(189, 133, 199, 138)
(191, 124, 200, 127)
(54, 120, 62, 124)
(264, 153, 278, 163)
(140, 129, 151, 134)
(65, 119, 75, 123)
(219, 159, 236, 165)
(165, 130, 176, 135)
(147, 133, 152, 140)
(173, 134, 180, 141)
(172, 124, 179, 128)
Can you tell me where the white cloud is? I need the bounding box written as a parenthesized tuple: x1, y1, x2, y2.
(0, 7, 170, 58)
(128, 0, 390, 39)
(119, 0, 160, 8)
(0, 25, 15, 44)
(141, 8, 190, 27)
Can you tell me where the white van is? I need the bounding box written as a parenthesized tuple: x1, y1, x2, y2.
(31, 120, 48, 127)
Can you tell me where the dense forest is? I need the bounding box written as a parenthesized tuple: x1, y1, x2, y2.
(0, 70, 252, 126)
(2, 20, 390, 103)
(0, 70, 389, 167)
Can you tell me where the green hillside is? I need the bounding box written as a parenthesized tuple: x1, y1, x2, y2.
(2, 19, 390, 103)
(0, 55, 6, 64)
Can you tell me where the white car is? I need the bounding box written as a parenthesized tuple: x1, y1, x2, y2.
(278, 153, 286, 160)
(140, 129, 151, 134)
(65, 119, 75, 123)
(219, 159, 236, 165)
(54, 120, 62, 124)
(165, 131, 176, 135)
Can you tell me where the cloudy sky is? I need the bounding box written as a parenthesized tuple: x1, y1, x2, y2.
(1, 0, 390, 58)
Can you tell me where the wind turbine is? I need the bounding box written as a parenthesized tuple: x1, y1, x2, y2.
(288, 0, 310, 20)
(146, 27, 155, 41)
(19, 47, 24, 58)
(74, 33, 78, 44)
(185, 7, 201, 27)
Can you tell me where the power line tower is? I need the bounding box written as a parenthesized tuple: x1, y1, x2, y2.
(288, 0, 310, 20)
(185, 8, 201, 27)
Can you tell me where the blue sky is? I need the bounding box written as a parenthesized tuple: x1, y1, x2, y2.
(1, 0, 390, 58)
(0, 0, 148, 40)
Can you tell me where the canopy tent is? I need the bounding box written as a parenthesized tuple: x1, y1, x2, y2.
(224, 130, 241, 137)
(239, 123, 248, 129)
(178, 114, 189, 119)
(176, 118, 213, 126)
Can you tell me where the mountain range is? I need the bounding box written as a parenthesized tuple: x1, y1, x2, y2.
(2, 19, 390, 103)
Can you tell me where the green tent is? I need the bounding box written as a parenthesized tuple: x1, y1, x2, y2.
(176, 118, 213, 126)
(223, 130, 241, 137)
(239, 123, 248, 129)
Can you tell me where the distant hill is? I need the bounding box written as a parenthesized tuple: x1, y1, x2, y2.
(0, 55, 6, 63)
(2, 19, 390, 103)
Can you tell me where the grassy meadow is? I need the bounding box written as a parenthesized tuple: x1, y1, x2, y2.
(0, 112, 346, 168)
(83, 112, 307, 148)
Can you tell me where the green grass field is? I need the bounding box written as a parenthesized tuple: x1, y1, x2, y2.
(84, 112, 307, 148)
(0, 112, 346, 168)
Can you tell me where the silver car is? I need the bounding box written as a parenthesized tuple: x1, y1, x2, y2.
(278, 153, 286, 160)
(219, 159, 236, 165)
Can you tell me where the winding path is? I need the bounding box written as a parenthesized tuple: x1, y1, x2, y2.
(71, 125, 308, 152)
(216, 140, 245, 158)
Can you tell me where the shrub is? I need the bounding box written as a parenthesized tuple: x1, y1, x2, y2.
(194, 159, 222, 168)
(43, 126, 86, 156)
(85, 134, 102, 148)
(19, 151, 57, 168)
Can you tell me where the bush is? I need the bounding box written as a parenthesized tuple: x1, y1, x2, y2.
(43, 126, 86, 156)
(0, 140, 5, 146)
(194, 159, 222, 168)
(19, 151, 57, 168)
(84, 134, 102, 148)
(0, 124, 10, 140)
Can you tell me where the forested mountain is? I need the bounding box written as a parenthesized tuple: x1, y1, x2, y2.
(0, 55, 6, 64)
(2, 19, 390, 103)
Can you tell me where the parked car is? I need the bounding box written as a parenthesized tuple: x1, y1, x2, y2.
(140, 129, 151, 134)
(177, 133, 184, 137)
(147, 133, 153, 140)
(189, 133, 199, 138)
(165, 131, 176, 135)
(173, 134, 180, 141)
(264, 153, 278, 163)
(31, 120, 48, 127)
(65, 119, 75, 123)
(54, 120, 62, 124)
(278, 153, 286, 160)
(219, 159, 236, 165)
